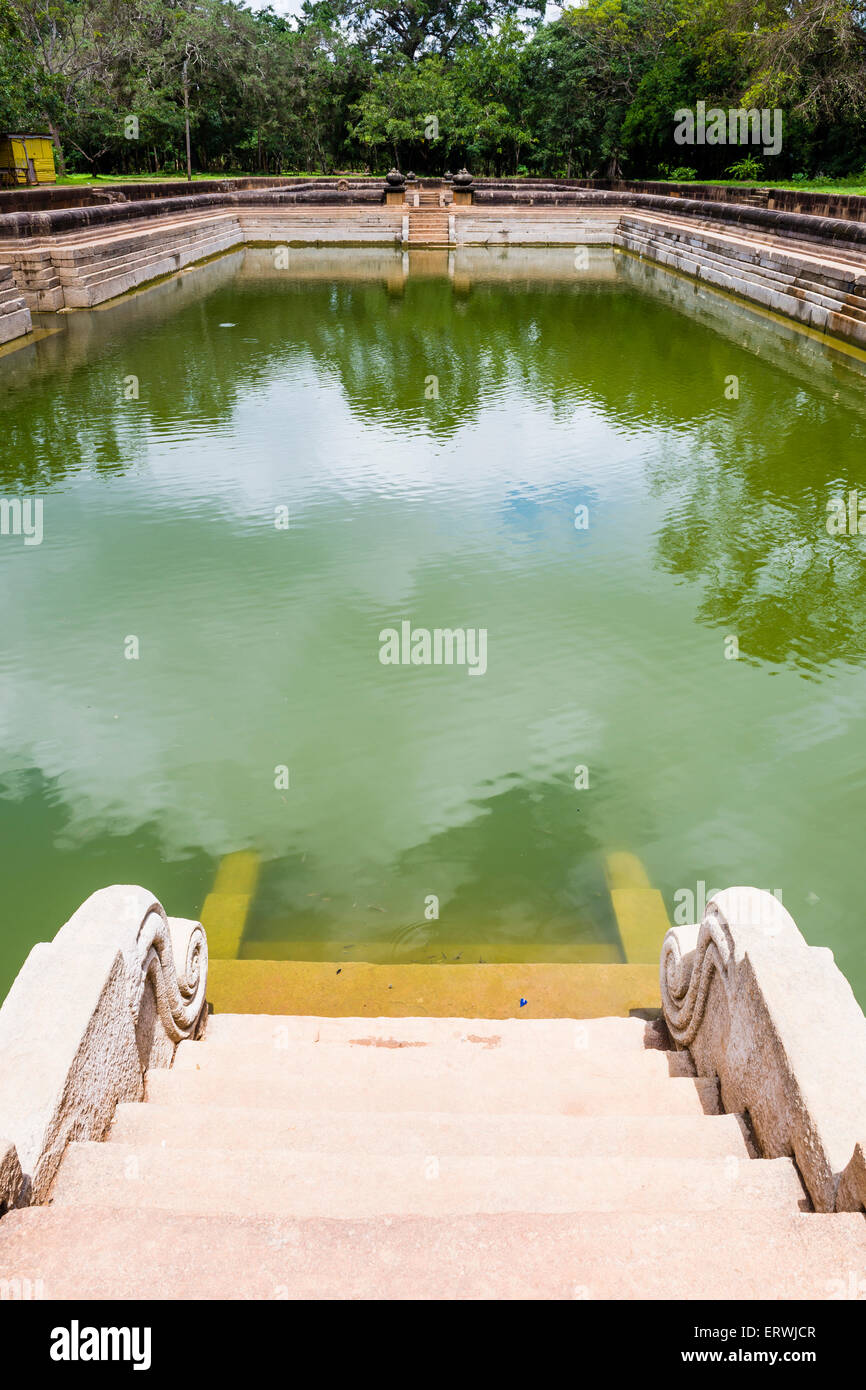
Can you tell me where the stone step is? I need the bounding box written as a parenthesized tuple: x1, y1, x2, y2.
(147, 1055, 719, 1115)
(175, 1034, 694, 1076)
(204, 1012, 670, 1052)
(61, 232, 240, 307)
(50, 1143, 805, 1219)
(0, 304, 31, 345)
(621, 218, 866, 310)
(623, 224, 866, 324)
(2, 1206, 863, 1298)
(110, 1101, 753, 1158)
(62, 226, 236, 288)
(618, 230, 866, 346)
(54, 217, 234, 266)
(629, 209, 866, 272)
(621, 210, 855, 270)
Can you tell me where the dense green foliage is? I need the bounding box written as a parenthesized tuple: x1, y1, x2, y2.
(2, 0, 866, 179)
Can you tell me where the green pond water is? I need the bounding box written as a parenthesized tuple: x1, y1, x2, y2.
(2, 245, 866, 1003)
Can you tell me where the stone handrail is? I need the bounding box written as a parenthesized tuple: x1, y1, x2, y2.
(0, 886, 207, 1206)
(661, 887, 866, 1213)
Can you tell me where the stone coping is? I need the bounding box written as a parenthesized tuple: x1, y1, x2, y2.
(661, 888, 866, 1213)
(0, 176, 383, 214)
(4, 188, 866, 269)
(476, 178, 866, 221)
(0, 887, 207, 1206)
(472, 190, 866, 252)
(5, 176, 866, 225)
(0, 188, 385, 240)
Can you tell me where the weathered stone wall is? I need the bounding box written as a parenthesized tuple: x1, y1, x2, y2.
(0, 263, 31, 343)
(0, 186, 384, 242)
(453, 210, 619, 246)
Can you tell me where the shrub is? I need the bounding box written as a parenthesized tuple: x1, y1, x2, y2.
(725, 155, 764, 180)
(670, 166, 697, 181)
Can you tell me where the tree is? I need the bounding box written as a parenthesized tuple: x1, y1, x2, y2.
(311, 0, 544, 61)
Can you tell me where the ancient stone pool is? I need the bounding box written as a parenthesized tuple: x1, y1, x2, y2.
(2, 246, 865, 1003)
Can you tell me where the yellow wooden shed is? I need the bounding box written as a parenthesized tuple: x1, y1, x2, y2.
(0, 134, 57, 186)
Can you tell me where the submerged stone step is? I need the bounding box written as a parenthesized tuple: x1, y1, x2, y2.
(50, 1142, 805, 1219)
(205, 958, 660, 1017)
(3, 1206, 863, 1299)
(110, 1101, 753, 1159)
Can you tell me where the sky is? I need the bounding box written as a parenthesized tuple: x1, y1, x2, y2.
(245, 1, 565, 20)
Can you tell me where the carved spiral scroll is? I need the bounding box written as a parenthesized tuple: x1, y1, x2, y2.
(53, 885, 208, 1047)
(134, 905, 207, 1044)
(660, 902, 735, 1048)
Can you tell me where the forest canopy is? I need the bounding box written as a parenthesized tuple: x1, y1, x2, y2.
(2, 0, 866, 179)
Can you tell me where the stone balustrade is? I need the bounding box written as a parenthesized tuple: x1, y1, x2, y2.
(661, 887, 866, 1213)
(0, 886, 207, 1207)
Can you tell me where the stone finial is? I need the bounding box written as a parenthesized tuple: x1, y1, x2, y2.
(452, 168, 474, 188)
(384, 169, 405, 189)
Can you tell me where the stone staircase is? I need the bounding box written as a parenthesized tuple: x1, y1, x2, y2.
(1, 1010, 864, 1298)
(1, 210, 243, 311)
(407, 205, 451, 247)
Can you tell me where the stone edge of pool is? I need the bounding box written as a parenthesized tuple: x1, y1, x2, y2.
(4, 178, 866, 355)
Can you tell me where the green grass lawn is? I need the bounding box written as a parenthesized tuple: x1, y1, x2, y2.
(55, 170, 352, 185)
(659, 176, 866, 196)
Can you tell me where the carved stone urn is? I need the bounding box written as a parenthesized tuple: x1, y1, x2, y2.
(451, 167, 474, 204)
(384, 168, 406, 205)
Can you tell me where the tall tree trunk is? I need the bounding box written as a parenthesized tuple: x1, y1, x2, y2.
(182, 58, 193, 182)
(45, 118, 66, 176)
